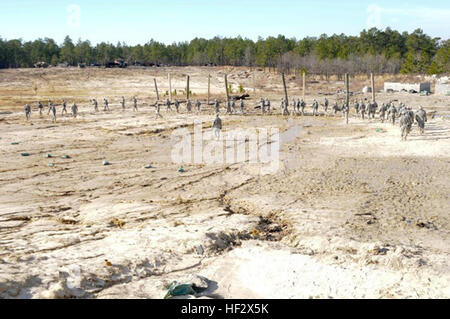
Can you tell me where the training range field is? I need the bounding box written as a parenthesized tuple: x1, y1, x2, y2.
(0, 67, 449, 299)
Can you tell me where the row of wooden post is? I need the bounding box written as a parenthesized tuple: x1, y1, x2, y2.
(153, 71, 376, 112)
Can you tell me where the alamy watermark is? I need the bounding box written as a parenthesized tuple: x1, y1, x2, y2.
(171, 121, 281, 175)
(67, 4, 81, 28)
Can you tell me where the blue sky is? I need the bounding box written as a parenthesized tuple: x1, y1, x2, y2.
(1, 0, 449, 45)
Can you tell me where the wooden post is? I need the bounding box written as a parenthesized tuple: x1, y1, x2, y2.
(345, 73, 350, 107)
(154, 78, 159, 101)
(302, 71, 306, 100)
(168, 73, 172, 101)
(207, 74, 211, 105)
(345, 73, 350, 124)
(186, 75, 190, 100)
(282, 72, 288, 106)
(371, 72, 376, 102)
(224, 74, 230, 102)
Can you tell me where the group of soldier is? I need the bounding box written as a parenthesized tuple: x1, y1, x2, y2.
(23, 95, 428, 140)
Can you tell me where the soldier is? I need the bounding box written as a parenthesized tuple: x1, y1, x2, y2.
(226, 99, 232, 114)
(212, 114, 222, 141)
(186, 99, 192, 113)
(240, 98, 245, 114)
(260, 98, 266, 115)
(61, 100, 67, 115)
(155, 101, 162, 118)
(47, 100, 53, 115)
(24, 104, 31, 120)
(103, 98, 109, 111)
(71, 103, 78, 118)
(195, 99, 201, 112)
(387, 103, 397, 125)
(312, 99, 319, 116)
(174, 99, 180, 113)
(353, 100, 360, 116)
(38, 101, 44, 115)
(400, 109, 413, 141)
(379, 103, 388, 123)
(92, 99, 99, 112)
(415, 106, 427, 135)
(121, 96, 126, 111)
(360, 100, 366, 120)
(369, 101, 378, 119)
(295, 98, 300, 114)
(266, 98, 271, 113)
(50, 103, 57, 122)
(133, 96, 138, 112)
(214, 99, 220, 113)
(324, 98, 329, 113)
(332, 101, 340, 115)
(292, 99, 297, 114)
(165, 98, 172, 111)
(300, 99, 306, 115)
(231, 99, 236, 113)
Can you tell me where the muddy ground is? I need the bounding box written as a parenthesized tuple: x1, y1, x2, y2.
(0, 67, 449, 298)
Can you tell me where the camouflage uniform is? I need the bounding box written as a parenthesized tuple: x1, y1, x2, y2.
(24, 104, 31, 120)
(61, 100, 67, 115)
(133, 97, 138, 111)
(121, 96, 126, 110)
(415, 107, 427, 134)
(38, 102, 43, 115)
(186, 99, 192, 113)
(214, 99, 220, 114)
(212, 114, 222, 140)
(103, 98, 109, 111)
(92, 99, 98, 112)
(71, 103, 78, 118)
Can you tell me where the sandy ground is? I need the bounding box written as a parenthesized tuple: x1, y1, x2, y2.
(0, 67, 449, 299)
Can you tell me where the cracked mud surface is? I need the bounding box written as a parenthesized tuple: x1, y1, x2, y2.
(0, 67, 449, 298)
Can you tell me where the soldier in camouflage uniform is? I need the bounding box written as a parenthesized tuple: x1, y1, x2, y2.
(240, 98, 245, 114)
(214, 99, 220, 113)
(195, 99, 201, 112)
(324, 98, 329, 113)
(24, 104, 31, 120)
(71, 103, 78, 118)
(121, 96, 126, 111)
(312, 99, 319, 116)
(415, 106, 427, 135)
(61, 100, 68, 115)
(133, 96, 138, 112)
(92, 99, 98, 112)
(50, 103, 57, 122)
(226, 99, 232, 114)
(38, 101, 44, 115)
(354, 100, 360, 116)
(174, 99, 180, 113)
(155, 101, 162, 118)
(103, 98, 109, 111)
(360, 100, 366, 119)
(387, 103, 397, 125)
(300, 99, 306, 115)
(266, 98, 271, 113)
(260, 98, 266, 115)
(400, 109, 414, 141)
(186, 99, 192, 113)
(379, 103, 388, 123)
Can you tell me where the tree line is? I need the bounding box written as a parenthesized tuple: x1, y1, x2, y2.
(0, 28, 448, 75)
